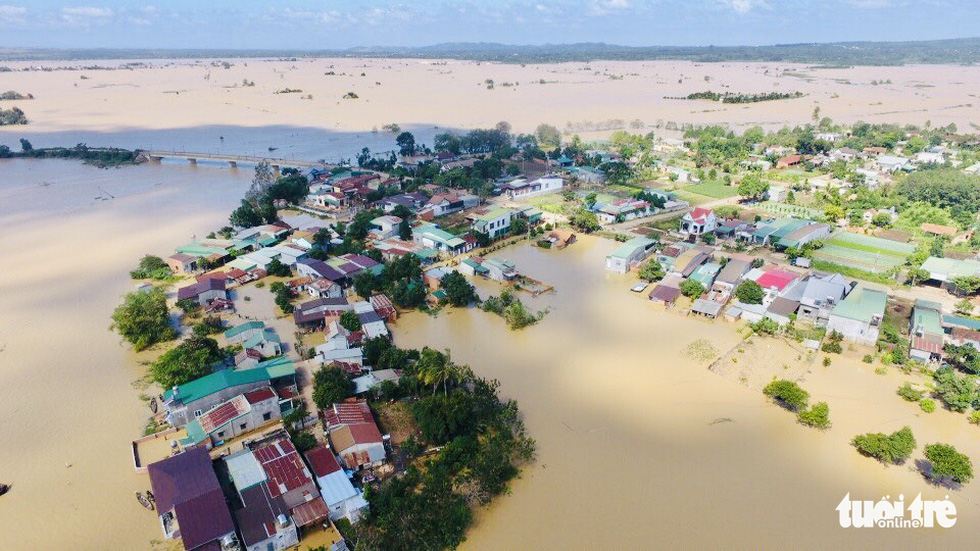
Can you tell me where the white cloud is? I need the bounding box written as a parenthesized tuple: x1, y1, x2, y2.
(590, 0, 633, 15)
(725, 0, 767, 14)
(60, 6, 113, 26)
(848, 0, 893, 8)
(0, 4, 27, 24)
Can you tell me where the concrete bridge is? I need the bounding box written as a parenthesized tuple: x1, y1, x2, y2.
(142, 150, 328, 170)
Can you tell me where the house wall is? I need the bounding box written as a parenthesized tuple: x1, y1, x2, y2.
(605, 256, 630, 274)
(340, 442, 386, 469)
(244, 523, 299, 551)
(826, 316, 880, 346)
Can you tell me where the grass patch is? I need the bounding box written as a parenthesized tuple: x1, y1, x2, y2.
(685, 180, 738, 199)
(810, 259, 896, 286)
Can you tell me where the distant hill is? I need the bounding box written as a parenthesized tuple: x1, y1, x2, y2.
(3, 38, 980, 66)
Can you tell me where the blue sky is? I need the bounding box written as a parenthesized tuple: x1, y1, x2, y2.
(0, 1, 977, 49)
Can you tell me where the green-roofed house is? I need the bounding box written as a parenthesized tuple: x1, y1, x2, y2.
(605, 237, 658, 274)
(689, 262, 722, 288)
(826, 286, 888, 345)
(469, 207, 517, 238)
(910, 299, 944, 362)
(752, 218, 808, 245)
(162, 361, 296, 428)
(413, 223, 467, 256)
(242, 330, 282, 357)
(178, 387, 282, 450)
(775, 223, 832, 250)
(920, 256, 980, 293)
(224, 321, 266, 345)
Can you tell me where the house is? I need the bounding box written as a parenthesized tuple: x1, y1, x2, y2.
(964, 162, 980, 176)
(295, 259, 344, 283)
(775, 223, 831, 249)
(305, 446, 370, 523)
(501, 176, 564, 198)
(413, 223, 467, 256)
(147, 447, 236, 551)
(766, 186, 788, 202)
(829, 147, 860, 162)
(293, 297, 353, 328)
(715, 257, 752, 289)
(875, 155, 911, 173)
(459, 255, 518, 281)
(545, 229, 577, 249)
(691, 297, 725, 318)
(377, 192, 428, 213)
(166, 253, 200, 274)
(815, 132, 843, 142)
(949, 326, 980, 351)
(323, 254, 382, 283)
(605, 237, 657, 273)
(423, 192, 465, 217)
(648, 277, 682, 307)
(680, 208, 718, 236)
(750, 218, 813, 245)
(567, 165, 605, 183)
(176, 278, 228, 306)
(724, 300, 769, 323)
(469, 208, 516, 238)
(909, 299, 944, 362)
(920, 256, 980, 292)
(777, 154, 803, 168)
(765, 296, 801, 326)
(920, 223, 958, 238)
(596, 199, 652, 224)
(689, 262, 722, 289)
(826, 286, 887, 345)
(368, 215, 403, 241)
(796, 273, 850, 326)
(669, 249, 709, 278)
(243, 329, 282, 357)
(162, 364, 296, 427)
(308, 278, 344, 299)
(915, 151, 945, 165)
(323, 401, 387, 470)
(226, 434, 330, 541)
(751, 267, 800, 296)
(179, 387, 281, 450)
(224, 321, 267, 345)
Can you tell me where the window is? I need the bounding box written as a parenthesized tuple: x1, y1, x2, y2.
(194, 410, 203, 417)
(217, 431, 225, 438)
(263, 412, 272, 421)
(240, 423, 247, 431)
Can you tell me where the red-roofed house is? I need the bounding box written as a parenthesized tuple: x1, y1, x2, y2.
(250, 436, 323, 513)
(323, 401, 386, 470)
(754, 268, 799, 292)
(680, 208, 718, 236)
(777, 154, 803, 168)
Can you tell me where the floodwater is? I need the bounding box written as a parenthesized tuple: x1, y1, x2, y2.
(2, 159, 980, 549)
(0, 159, 251, 549)
(394, 238, 980, 549)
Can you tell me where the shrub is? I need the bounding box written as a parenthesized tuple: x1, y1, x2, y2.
(969, 410, 980, 425)
(923, 443, 974, 484)
(896, 382, 924, 402)
(763, 379, 809, 412)
(821, 341, 843, 354)
(750, 318, 780, 336)
(862, 354, 874, 363)
(852, 426, 916, 464)
(920, 398, 936, 413)
(797, 402, 831, 429)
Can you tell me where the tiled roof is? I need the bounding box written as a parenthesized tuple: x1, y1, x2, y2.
(252, 437, 314, 498)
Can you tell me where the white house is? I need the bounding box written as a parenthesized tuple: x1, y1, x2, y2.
(680, 208, 718, 236)
(305, 446, 370, 523)
(502, 176, 564, 198)
(368, 215, 402, 241)
(605, 237, 657, 273)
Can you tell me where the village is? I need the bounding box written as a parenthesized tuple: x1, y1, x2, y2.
(116, 119, 980, 551)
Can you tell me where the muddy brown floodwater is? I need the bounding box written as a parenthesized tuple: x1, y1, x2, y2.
(393, 237, 980, 549)
(3, 158, 980, 549)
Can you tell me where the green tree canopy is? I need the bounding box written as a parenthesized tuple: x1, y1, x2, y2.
(440, 271, 478, 307)
(924, 443, 974, 484)
(735, 280, 765, 304)
(312, 366, 354, 409)
(150, 336, 225, 389)
(111, 288, 177, 351)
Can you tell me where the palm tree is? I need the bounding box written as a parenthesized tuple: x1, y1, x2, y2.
(417, 348, 460, 395)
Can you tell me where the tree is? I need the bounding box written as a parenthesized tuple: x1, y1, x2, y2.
(312, 366, 354, 409)
(852, 426, 916, 464)
(638, 259, 665, 282)
(735, 280, 765, 304)
(933, 366, 979, 411)
(398, 218, 412, 241)
(19, 138, 32, 152)
(510, 217, 528, 235)
(763, 379, 809, 411)
(130, 255, 172, 280)
(584, 192, 598, 209)
(440, 272, 478, 307)
(924, 443, 974, 484)
(412, 390, 475, 441)
(416, 348, 464, 396)
(395, 131, 416, 156)
(955, 298, 974, 316)
(150, 336, 225, 388)
(797, 402, 830, 429)
(230, 199, 262, 228)
(680, 279, 705, 299)
(737, 173, 769, 202)
(569, 209, 600, 233)
(339, 310, 362, 332)
(824, 205, 845, 223)
(897, 383, 925, 402)
(110, 288, 177, 351)
(265, 258, 291, 277)
(534, 123, 561, 149)
(952, 276, 980, 296)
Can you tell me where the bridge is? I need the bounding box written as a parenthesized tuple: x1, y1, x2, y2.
(142, 150, 330, 170)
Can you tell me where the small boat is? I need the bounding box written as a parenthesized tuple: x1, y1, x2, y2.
(631, 282, 648, 293)
(149, 397, 158, 414)
(146, 490, 155, 503)
(136, 491, 154, 510)
(268, 146, 278, 152)
(0, 484, 10, 496)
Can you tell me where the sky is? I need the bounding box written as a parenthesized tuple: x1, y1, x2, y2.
(0, 1, 978, 50)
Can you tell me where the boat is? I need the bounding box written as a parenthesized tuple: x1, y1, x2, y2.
(136, 491, 154, 510)
(268, 147, 278, 152)
(149, 397, 158, 414)
(631, 282, 649, 293)
(0, 484, 10, 496)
